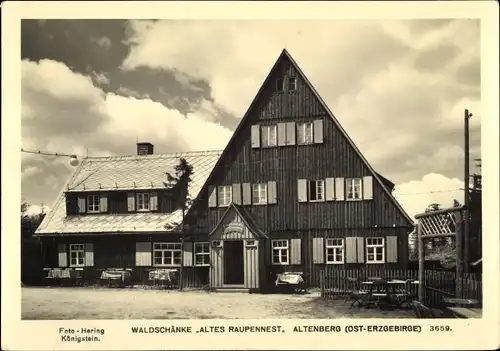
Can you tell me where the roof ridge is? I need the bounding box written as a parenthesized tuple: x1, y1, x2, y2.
(84, 149, 223, 161)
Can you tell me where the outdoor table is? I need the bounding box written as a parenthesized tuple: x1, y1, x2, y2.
(351, 280, 409, 309)
(447, 307, 482, 318)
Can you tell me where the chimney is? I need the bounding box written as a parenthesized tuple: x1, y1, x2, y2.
(137, 142, 154, 156)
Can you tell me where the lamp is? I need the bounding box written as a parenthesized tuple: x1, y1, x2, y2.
(69, 155, 79, 167)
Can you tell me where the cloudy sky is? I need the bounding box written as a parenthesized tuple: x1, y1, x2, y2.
(21, 19, 481, 218)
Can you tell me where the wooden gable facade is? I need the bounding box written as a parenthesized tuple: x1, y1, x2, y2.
(194, 49, 414, 288)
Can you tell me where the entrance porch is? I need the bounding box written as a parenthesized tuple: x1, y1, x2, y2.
(208, 204, 267, 291)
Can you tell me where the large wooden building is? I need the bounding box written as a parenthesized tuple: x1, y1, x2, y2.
(35, 49, 414, 291)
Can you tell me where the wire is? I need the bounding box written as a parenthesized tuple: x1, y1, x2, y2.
(21, 148, 82, 158)
(394, 188, 463, 197)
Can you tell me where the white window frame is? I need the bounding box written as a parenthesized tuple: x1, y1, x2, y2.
(69, 244, 85, 267)
(276, 78, 284, 92)
(366, 237, 385, 264)
(288, 77, 297, 91)
(252, 183, 268, 205)
(194, 242, 210, 266)
(261, 125, 277, 147)
(309, 179, 325, 202)
(153, 243, 182, 267)
(272, 239, 289, 265)
(137, 192, 150, 211)
(346, 178, 363, 200)
(212, 240, 223, 248)
(326, 239, 344, 264)
(297, 122, 313, 145)
(87, 195, 100, 213)
(218, 186, 232, 207)
(245, 239, 257, 248)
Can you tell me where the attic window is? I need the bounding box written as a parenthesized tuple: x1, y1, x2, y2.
(137, 193, 150, 211)
(276, 78, 284, 92)
(288, 77, 297, 91)
(87, 195, 100, 213)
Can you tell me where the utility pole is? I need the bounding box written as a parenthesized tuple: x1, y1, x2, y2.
(464, 109, 472, 274)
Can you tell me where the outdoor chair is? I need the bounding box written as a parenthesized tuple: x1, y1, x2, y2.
(343, 277, 360, 302)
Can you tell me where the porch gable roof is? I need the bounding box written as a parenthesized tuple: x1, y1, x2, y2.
(209, 203, 268, 239)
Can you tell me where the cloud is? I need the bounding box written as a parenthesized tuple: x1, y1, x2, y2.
(21, 58, 233, 208)
(394, 173, 465, 219)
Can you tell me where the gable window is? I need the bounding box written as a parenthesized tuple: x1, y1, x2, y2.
(252, 183, 268, 205)
(87, 195, 100, 213)
(261, 125, 277, 147)
(346, 178, 362, 200)
(218, 186, 232, 207)
(288, 77, 297, 91)
(153, 243, 182, 266)
(366, 238, 385, 264)
(194, 242, 210, 266)
(326, 239, 344, 264)
(272, 239, 289, 265)
(297, 122, 313, 144)
(309, 180, 325, 201)
(276, 78, 284, 92)
(69, 244, 85, 267)
(137, 193, 150, 211)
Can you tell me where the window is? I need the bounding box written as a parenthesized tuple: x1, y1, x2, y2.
(288, 77, 297, 91)
(69, 244, 85, 267)
(309, 180, 325, 201)
(194, 242, 210, 266)
(272, 240, 289, 265)
(87, 195, 100, 213)
(276, 78, 284, 92)
(137, 193, 150, 211)
(326, 239, 344, 264)
(153, 243, 182, 266)
(218, 186, 232, 206)
(212, 240, 222, 248)
(261, 125, 277, 147)
(246, 239, 257, 247)
(297, 122, 313, 144)
(346, 178, 362, 200)
(252, 183, 268, 205)
(366, 238, 385, 263)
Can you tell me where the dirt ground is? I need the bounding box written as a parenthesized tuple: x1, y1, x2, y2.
(22, 287, 415, 320)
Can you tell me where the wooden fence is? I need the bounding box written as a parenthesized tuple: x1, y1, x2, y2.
(319, 268, 482, 308)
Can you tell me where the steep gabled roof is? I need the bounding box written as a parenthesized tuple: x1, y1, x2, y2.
(209, 203, 267, 239)
(36, 150, 222, 235)
(191, 49, 413, 225)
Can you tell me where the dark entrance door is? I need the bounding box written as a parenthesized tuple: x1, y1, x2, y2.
(223, 240, 244, 285)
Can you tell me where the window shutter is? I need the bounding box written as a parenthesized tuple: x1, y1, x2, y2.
(363, 176, 373, 200)
(150, 192, 158, 210)
(334, 178, 345, 201)
(242, 183, 252, 205)
(99, 194, 108, 213)
(208, 185, 217, 208)
(251, 125, 260, 148)
(356, 237, 365, 263)
(312, 237, 324, 264)
(58, 244, 67, 267)
(313, 119, 324, 143)
(285, 122, 296, 145)
(325, 177, 335, 201)
(386, 236, 398, 263)
(183, 242, 193, 266)
(135, 242, 152, 266)
(345, 237, 357, 263)
(232, 184, 242, 205)
(78, 196, 86, 213)
(290, 238, 301, 264)
(297, 179, 307, 202)
(127, 193, 135, 211)
(267, 181, 277, 204)
(84, 243, 94, 267)
(277, 123, 287, 146)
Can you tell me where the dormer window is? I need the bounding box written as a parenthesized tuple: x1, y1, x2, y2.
(276, 78, 284, 92)
(87, 195, 100, 213)
(137, 192, 150, 211)
(288, 77, 297, 91)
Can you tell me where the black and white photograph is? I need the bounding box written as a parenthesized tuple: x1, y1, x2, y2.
(2, 1, 499, 350)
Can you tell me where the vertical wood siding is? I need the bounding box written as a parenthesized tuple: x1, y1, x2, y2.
(244, 242, 260, 289)
(210, 246, 224, 288)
